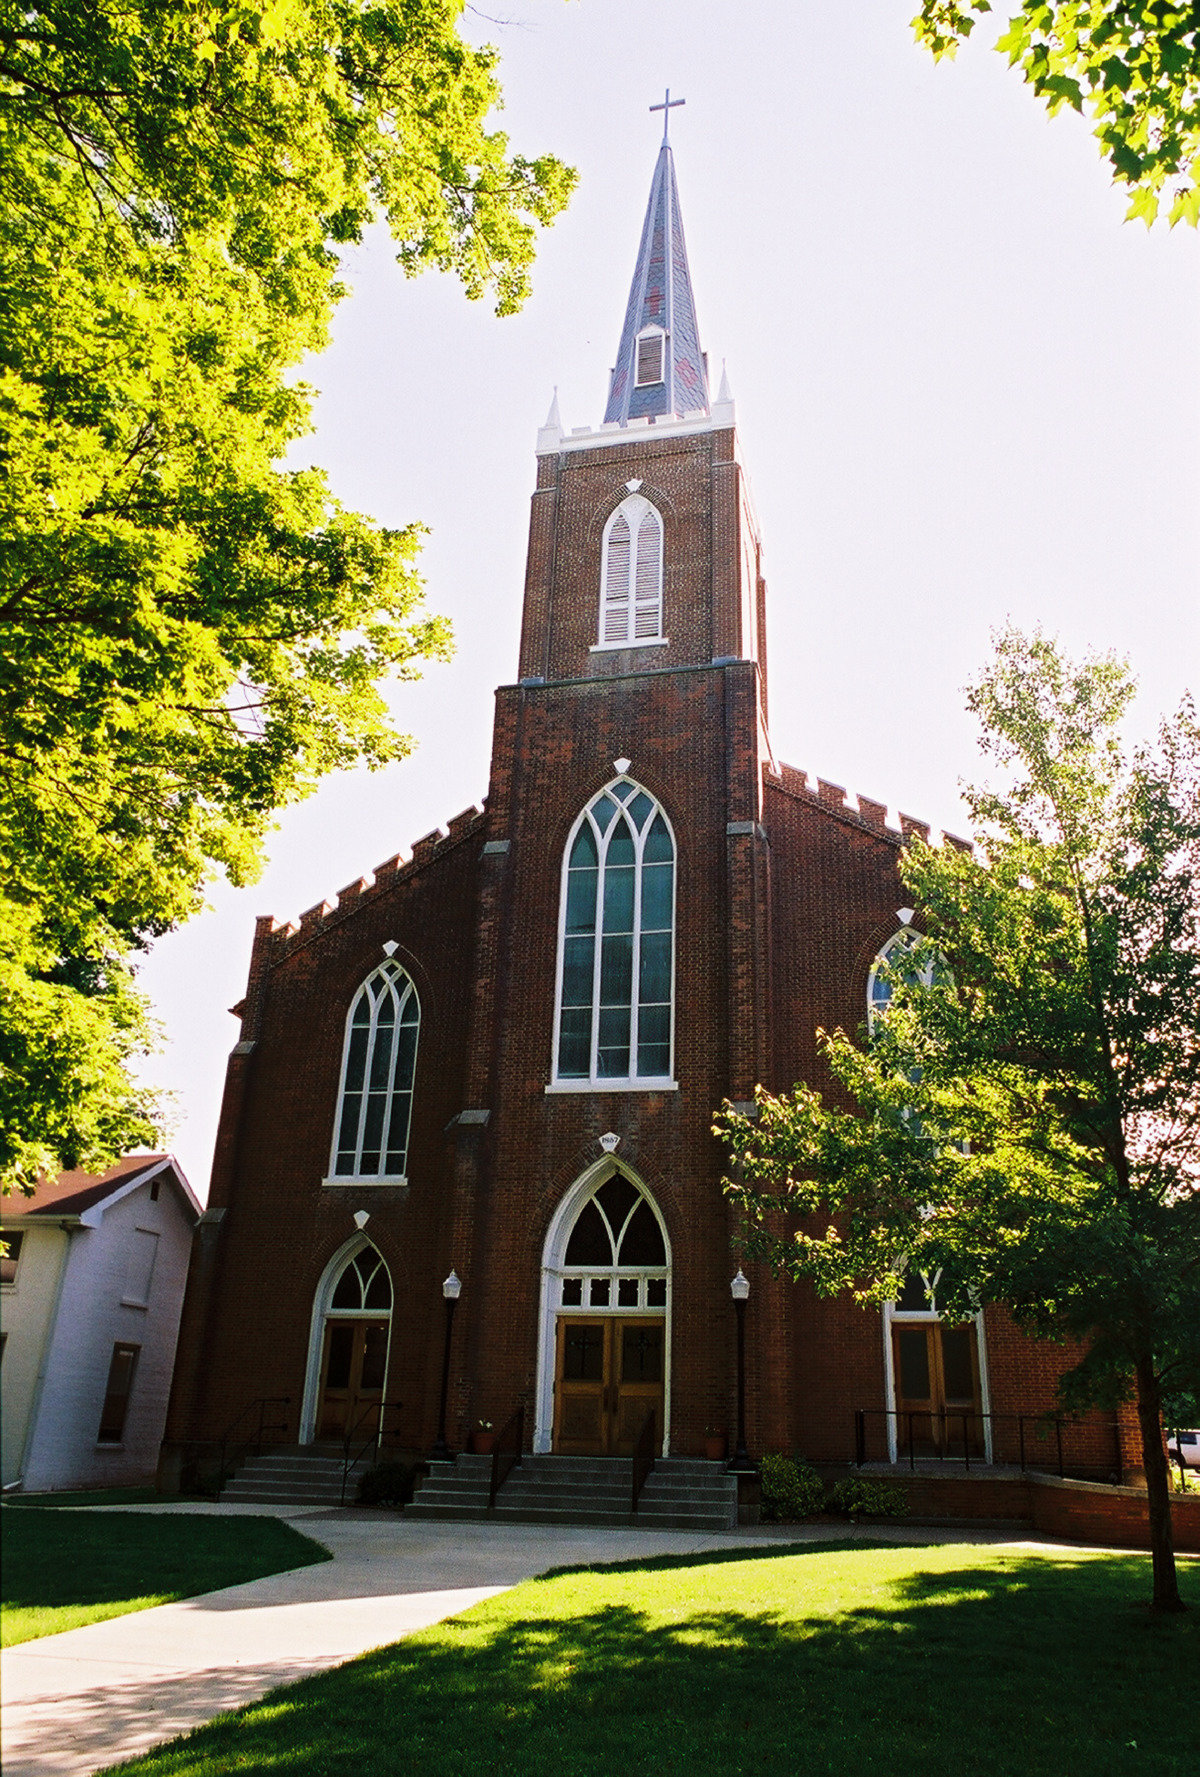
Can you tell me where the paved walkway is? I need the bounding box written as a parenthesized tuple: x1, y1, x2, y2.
(0, 1504, 1084, 1777)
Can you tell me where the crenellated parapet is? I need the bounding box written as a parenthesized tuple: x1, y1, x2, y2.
(767, 759, 973, 855)
(264, 804, 487, 962)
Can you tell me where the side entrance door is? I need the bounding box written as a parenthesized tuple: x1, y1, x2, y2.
(317, 1318, 389, 1441)
(552, 1316, 664, 1456)
(892, 1320, 984, 1457)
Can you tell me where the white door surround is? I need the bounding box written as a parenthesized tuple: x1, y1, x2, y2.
(534, 1157, 672, 1455)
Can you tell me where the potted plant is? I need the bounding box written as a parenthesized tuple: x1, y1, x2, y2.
(704, 1428, 727, 1461)
(471, 1419, 496, 1455)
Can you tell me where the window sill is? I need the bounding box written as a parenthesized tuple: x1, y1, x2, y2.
(545, 1080, 678, 1095)
(321, 1176, 409, 1189)
(120, 1299, 149, 1311)
(588, 638, 669, 654)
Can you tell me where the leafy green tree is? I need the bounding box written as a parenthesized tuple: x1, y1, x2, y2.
(717, 629, 1200, 1611)
(0, 0, 575, 1190)
(914, 3, 1200, 226)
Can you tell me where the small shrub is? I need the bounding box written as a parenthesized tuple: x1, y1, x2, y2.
(356, 1461, 419, 1507)
(759, 1453, 826, 1521)
(827, 1476, 909, 1519)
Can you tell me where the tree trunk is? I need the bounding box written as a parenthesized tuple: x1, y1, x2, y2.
(1134, 1357, 1185, 1612)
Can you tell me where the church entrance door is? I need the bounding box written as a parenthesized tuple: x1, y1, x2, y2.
(552, 1315, 664, 1456)
(317, 1319, 389, 1441)
(892, 1321, 984, 1458)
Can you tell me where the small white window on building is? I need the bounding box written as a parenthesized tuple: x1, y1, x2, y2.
(97, 1342, 140, 1443)
(122, 1229, 160, 1307)
(635, 330, 664, 386)
(1, 1230, 24, 1288)
(600, 496, 663, 646)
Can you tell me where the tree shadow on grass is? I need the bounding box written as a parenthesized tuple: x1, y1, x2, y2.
(101, 1549, 1199, 1777)
(1, 1511, 329, 1616)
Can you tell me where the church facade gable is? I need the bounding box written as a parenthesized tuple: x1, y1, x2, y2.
(161, 133, 1126, 1493)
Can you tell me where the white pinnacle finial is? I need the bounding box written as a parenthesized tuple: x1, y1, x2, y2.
(717, 359, 733, 403)
(544, 387, 562, 431)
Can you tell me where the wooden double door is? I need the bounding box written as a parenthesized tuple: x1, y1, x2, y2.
(892, 1319, 984, 1456)
(317, 1317, 389, 1441)
(553, 1316, 664, 1456)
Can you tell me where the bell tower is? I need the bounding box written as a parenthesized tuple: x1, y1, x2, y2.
(514, 124, 770, 743)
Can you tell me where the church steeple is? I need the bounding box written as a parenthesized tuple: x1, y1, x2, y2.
(603, 109, 709, 427)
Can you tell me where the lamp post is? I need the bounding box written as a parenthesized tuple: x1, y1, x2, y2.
(728, 1268, 754, 1472)
(430, 1269, 462, 1461)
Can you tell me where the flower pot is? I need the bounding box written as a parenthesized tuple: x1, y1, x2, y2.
(704, 1435, 727, 1461)
(471, 1431, 496, 1455)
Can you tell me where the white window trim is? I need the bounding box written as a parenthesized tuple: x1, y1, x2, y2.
(327, 961, 420, 1183)
(550, 777, 678, 1090)
(599, 495, 664, 648)
(321, 1175, 409, 1189)
(545, 1080, 678, 1095)
(588, 637, 670, 654)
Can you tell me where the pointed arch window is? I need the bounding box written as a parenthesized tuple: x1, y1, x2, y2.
(558, 1173, 669, 1310)
(329, 1244, 393, 1312)
(600, 496, 663, 645)
(554, 778, 675, 1087)
(867, 929, 948, 1032)
(329, 960, 419, 1181)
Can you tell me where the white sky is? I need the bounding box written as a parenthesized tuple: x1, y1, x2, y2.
(136, 0, 1200, 1199)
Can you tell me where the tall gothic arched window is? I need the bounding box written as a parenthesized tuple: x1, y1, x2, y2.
(867, 928, 947, 1032)
(554, 778, 675, 1086)
(600, 495, 663, 646)
(330, 960, 419, 1180)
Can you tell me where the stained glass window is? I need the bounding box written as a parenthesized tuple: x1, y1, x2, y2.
(555, 780, 675, 1084)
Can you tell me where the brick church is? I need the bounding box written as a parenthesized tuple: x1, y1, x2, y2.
(163, 128, 1128, 1493)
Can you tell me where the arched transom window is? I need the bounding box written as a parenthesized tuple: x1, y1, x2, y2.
(555, 779, 675, 1086)
(600, 495, 663, 646)
(867, 928, 947, 1031)
(558, 1174, 668, 1312)
(329, 1244, 393, 1312)
(330, 960, 419, 1181)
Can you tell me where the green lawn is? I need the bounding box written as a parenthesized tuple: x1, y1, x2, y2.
(1, 1510, 331, 1645)
(103, 1542, 1198, 1777)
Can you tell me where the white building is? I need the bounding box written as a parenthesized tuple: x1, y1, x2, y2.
(1, 1155, 200, 1492)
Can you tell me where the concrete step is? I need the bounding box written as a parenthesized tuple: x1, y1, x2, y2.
(407, 1452, 737, 1531)
(219, 1443, 373, 1505)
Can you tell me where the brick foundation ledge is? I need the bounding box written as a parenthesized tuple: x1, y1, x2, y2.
(1028, 1473, 1200, 1554)
(812, 1467, 1199, 1551)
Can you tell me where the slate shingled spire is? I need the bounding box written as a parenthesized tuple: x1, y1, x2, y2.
(603, 136, 709, 426)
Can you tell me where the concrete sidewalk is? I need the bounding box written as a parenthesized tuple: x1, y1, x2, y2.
(0, 1505, 1068, 1777)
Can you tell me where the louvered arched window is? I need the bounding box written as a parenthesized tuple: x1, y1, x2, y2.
(329, 960, 419, 1181)
(554, 778, 675, 1086)
(600, 496, 663, 646)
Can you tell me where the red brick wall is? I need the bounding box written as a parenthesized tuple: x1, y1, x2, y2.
(164, 420, 1107, 1476)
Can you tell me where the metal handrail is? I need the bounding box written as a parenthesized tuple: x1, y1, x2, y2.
(853, 1407, 1067, 1475)
(631, 1408, 657, 1513)
(488, 1404, 524, 1509)
(340, 1398, 404, 1504)
(216, 1395, 291, 1493)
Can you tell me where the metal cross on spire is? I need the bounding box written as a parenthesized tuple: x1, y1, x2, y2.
(649, 88, 685, 142)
